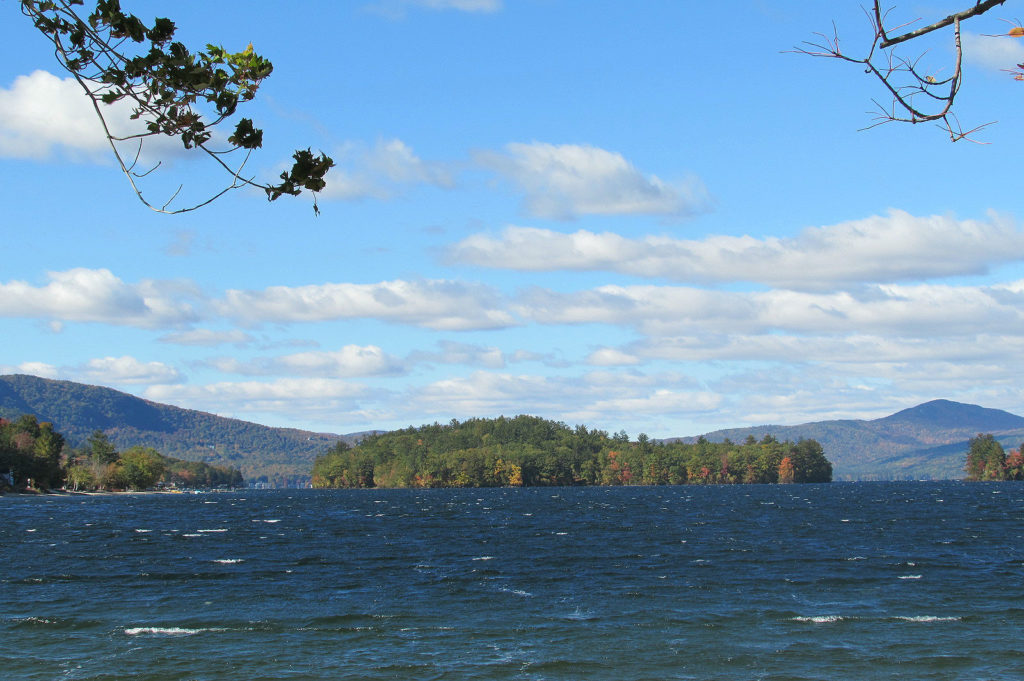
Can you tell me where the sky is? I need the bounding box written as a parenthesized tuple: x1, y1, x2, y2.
(2, 0, 1024, 438)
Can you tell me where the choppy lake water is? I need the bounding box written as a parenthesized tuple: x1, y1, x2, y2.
(3, 482, 1023, 680)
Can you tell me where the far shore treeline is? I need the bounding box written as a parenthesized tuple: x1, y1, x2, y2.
(0, 415, 243, 493)
(311, 415, 834, 488)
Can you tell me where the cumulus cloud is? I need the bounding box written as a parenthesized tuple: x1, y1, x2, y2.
(963, 31, 1024, 71)
(144, 378, 370, 419)
(218, 278, 516, 330)
(408, 341, 506, 368)
(0, 70, 110, 159)
(77, 356, 183, 385)
(516, 281, 1024, 338)
(0, 70, 182, 162)
(407, 370, 723, 427)
(321, 138, 454, 200)
(207, 345, 405, 378)
(586, 348, 641, 366)
(450, 210, 1024, 289)
(158, 329, 254, 347)
(0, 268, 200, 328)
(0, 362, 58, 378)
(476, 142, 709, 220)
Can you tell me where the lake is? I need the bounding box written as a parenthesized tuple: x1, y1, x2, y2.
(3, 482, 1023, 680)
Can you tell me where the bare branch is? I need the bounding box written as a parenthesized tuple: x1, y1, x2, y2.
(877, 0, 1006, 48)
(795, 1, 1012, 142)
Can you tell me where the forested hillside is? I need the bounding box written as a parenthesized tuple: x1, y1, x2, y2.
(0, 375, 343, 485)
(311, 415, 832, 488)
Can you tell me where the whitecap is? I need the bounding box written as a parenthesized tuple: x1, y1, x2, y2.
(212, 559, 244, 564)
(893, 615, 959, 622)
(181, 533, 202, 538)
(472, 556, 495, 561)
(134, 529, 152, 533)
(125, 626, 204, 636)
(197, 528, 228, 533)
(792, 615, 843, 623)
(898, 575, 922, 580)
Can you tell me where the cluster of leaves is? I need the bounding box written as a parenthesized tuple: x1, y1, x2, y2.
(22, 0, 332, 213)
(310, 415, 834, 489)
(965, 433, 1024, 481)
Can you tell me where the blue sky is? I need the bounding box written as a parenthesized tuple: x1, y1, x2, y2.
(3, 0, 1024, 437)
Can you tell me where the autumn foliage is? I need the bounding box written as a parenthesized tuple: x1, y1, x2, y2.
(311, 416, 833, 489)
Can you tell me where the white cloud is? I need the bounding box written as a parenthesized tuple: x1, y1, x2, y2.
(449, 211, 1024, 289)
(321, 138, 454, 200)
(218, 279, 516, 330)
(476, 142, 709, 219)
(408, 341, 506, 368)
(159, 329, 254, 347)
(0, 268, 200, 328)
(406, 370, 724, 429)
(586, 348, 641, 366)
(963, 31, 1024, 71)
(0, 70, 182, 163)
(0, 70, 109, 159)
(208, 345, 405, 378)
(515, 281, 1024, 338)
(144, 378, 371, 421)
(0, 362, 58, 378)
(78, 356, 183, 385)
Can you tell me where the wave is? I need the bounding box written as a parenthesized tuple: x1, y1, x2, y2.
(124, 626, 221, 636)
(891, 615, 960, 622)
(791, 615, 843, 623)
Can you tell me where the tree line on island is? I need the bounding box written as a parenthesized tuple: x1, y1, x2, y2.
(0, 415, 243, 493)
(311, 415, 834, 488)
(964, 434, 1024, 481)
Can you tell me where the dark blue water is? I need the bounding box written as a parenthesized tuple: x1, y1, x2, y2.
(3, 482, 1023, 680)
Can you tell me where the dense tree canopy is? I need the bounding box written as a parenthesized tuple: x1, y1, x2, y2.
(21, 0, 333, 213)
(0, 415, 65, 490)
(964, 433, 1023, 481)
(1, 415, 243, 491)
(311, 415, 834, 489)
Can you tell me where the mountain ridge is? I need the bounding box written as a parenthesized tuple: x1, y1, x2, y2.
(676, 399, 1024, 480)
(2, 375, 1021, 482)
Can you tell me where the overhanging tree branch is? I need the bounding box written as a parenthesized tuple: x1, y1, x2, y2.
(794, 1, 1019, 142)
(22, 0, 334, 214)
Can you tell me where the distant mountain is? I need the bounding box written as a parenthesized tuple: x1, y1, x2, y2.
(0, 374, 358, 485)
(4, 374, 1019, 482)
(671, 399, 1024, 480)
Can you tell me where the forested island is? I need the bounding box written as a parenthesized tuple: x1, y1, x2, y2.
(0, 415, 243, 493)
(311, 415, 834, 488)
